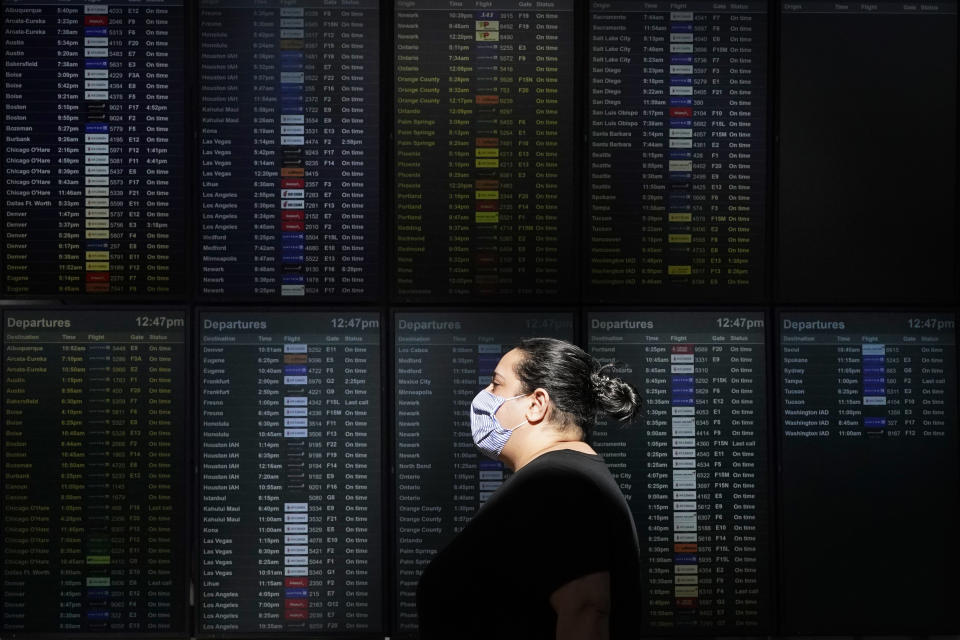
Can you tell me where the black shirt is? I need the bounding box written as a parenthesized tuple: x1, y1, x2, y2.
(416, 449, 642, 639)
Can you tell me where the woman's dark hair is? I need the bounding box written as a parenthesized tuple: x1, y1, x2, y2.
(512, 337, 642, 441)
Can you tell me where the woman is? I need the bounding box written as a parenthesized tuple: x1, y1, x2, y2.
(416, 337, 643, 640)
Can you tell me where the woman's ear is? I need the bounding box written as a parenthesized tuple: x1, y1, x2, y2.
(526, 388, 551, 423)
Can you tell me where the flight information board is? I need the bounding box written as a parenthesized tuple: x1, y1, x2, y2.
(588, 310, 772, 633)
(198, 0, 380, 299)
(393, 0, 576, 300)
(1, 309, 188, 634)
(778, 1, 957, 302)
(587, 0, 768, 300)
(2, 0, 187, 297)
(393, 311, 574, 632)
(198, 310, 383, 635)
(778, 312, 960, 634)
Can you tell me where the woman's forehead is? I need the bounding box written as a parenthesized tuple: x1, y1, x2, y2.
(495, 348, 521, 378)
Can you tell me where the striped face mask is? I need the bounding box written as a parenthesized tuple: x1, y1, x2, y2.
(469, 389, 529, 460)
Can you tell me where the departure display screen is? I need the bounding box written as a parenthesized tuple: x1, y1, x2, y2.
(778, 1, 957, 302)
(2, 0, 187, 296)
(587, 0, 768, 300)
(588, 310, 772, 633)
(778, 311, 960, 633)
(198, 0, 380, 299)
(197, 310, 383, 634)
(1, 309, 188, 634)
(393, 0, 576, 300)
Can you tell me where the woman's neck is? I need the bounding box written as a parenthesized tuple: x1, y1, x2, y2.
(507, 439, 597, 471)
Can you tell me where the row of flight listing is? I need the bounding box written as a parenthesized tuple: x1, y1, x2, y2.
(1, 306, 958, 636)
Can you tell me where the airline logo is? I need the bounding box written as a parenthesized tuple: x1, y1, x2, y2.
(83, 6, 110, 292)
(280, 344, 310, 612)
(280, 39, 306, 297)
(862, 344, 887, 407)
(478, 459, 503, 503)
(669, 341, 698, 607)
(476, 17, 499, 41)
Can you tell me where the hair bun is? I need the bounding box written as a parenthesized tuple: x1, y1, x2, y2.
(590, 365, 642, 424)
